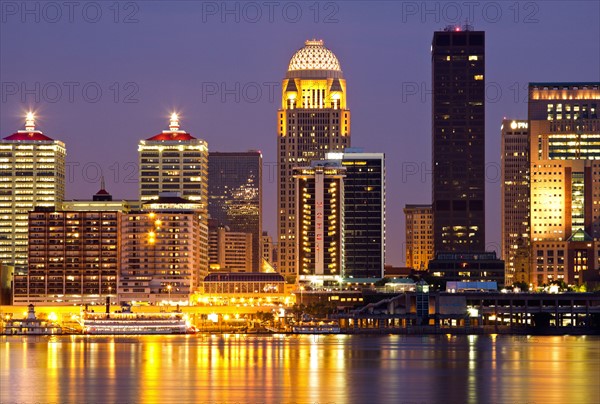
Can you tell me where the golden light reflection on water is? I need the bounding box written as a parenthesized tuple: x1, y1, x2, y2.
(1, 335, 598, 404)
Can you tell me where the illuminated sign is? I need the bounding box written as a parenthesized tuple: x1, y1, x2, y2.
(510, 121, 528, 130)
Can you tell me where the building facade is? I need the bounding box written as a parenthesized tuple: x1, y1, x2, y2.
(0, 114, 66, 272)
(15, 207, 120, 305)
(262, 231, 273, 266)
(501, 119, 531, 286)
(428, 252, 505, 287)
(278, 39, 351, 278)
(294, 162, 345, 285)
(432, 27, 486, 253)
(12, 187, 128, 305)
(138, 114, 208, 208)
(208, 151, 262, 272)
(118, 194, 208, 304)
(404, 204, 434, 271)
(528, 82, 600, 287)
(328, 149, 385, 279)
(208, 226, 253, 272)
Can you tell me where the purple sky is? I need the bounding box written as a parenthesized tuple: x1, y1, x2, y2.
(2, 1, 599, 266)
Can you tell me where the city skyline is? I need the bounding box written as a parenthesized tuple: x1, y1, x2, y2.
(2, 2, 599, 266)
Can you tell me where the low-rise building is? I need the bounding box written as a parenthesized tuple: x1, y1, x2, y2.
(428, 252, 505, 287)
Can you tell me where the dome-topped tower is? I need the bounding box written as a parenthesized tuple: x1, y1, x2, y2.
(277, 39, 351, 280)
(286, 39, 343, 79)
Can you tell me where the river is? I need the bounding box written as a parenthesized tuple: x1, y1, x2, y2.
(1, 334, 598, 404)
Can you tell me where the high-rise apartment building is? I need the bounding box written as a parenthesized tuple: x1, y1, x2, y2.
(501, 120, 530, 286)
(13, 187, 128, 305)
(328, 149, 385, 279)
(404, 204, 434, 271)
(432, 27, 485, 253)
(278, 39, 351, 278)
(0, 113, 66, 272)
(294, 161, 345, 284)
(138, 114, 208, 208)
(118, 194, 208, 304)
(208, 151, 262, 272)
(529, 82, 600, 287)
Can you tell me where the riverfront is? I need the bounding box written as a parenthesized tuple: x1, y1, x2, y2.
(2, 334, 599, 404)
(4, 290, 600, 335)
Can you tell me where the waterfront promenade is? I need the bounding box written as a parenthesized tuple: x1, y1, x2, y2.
(2, 292, 600, 335)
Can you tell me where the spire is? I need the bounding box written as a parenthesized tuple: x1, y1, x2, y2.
(25, 112, 35, 131)
(93, 176, 112, 201)
(169, 113, 180, 131)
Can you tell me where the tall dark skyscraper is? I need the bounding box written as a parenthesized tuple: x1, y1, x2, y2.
(328, 149, 386, 279)
(208, 151, 262, 272)
(432, 27, 485, 253)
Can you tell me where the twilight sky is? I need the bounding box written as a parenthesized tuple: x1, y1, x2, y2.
(1, 1, 599, 266)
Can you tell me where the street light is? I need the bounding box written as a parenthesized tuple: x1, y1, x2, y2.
(167, 284, 172, 305)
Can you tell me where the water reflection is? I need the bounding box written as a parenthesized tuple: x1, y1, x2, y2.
(1, 335, 598, 404)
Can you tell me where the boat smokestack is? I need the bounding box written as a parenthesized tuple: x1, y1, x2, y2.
(105, 296, 110, 314)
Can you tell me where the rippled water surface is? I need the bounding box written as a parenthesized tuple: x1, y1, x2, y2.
(1, 334, 598, 404)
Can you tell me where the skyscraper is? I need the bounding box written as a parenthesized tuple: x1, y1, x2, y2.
(278, 39, 350, 279)
(294, 161, 345, 284)
(0, 113, 66, 272)
(432, 27, 485, 253)
(138, 114, 208, 208)
(528, 82, 600, 287)
(328, 149, 385, 279)
(208, 151, 262, 272)
(501, 119, 530, 286)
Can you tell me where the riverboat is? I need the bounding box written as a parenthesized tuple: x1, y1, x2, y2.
(2, 304, 62, 335)
(81, 310, 196, 335)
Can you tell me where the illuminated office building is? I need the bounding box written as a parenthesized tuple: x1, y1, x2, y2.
(138, 114, 208, 208)
(294, 161, 345, 285)
(404, 204, 434, 271)
(278, 39, 351, 278)
(328, 149, 385, 279)
(118, 193, 208, 305)
(208, 151, 262, 272)
(501, 119, 531, 286)
(0, 113, 66, 272)
(432, 27, 486, 252)
(529, 82, 600, 287)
